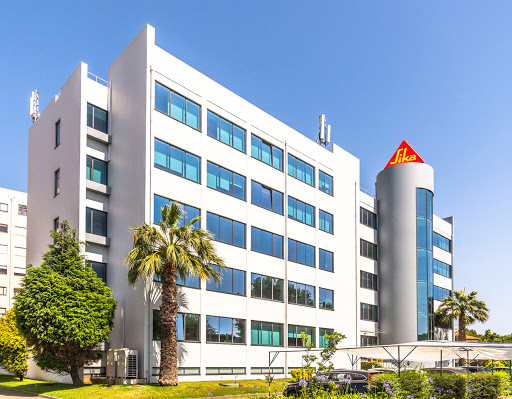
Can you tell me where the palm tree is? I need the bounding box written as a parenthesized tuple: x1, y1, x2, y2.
(125, 203, 225, 386)
(436, 289, 489, 342)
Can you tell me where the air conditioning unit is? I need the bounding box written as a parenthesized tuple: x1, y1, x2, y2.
(106, 349, 138, 379)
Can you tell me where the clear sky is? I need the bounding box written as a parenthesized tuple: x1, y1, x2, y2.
(1, 1, 511, 334)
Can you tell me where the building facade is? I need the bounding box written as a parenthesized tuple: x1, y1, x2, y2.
(0, 187, 28, 315)
(27, 25, 454, 383)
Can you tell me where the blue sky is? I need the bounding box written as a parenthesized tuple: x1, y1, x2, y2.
(1, 2, 511, 334)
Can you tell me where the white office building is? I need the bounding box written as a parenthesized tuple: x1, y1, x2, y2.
(0, 187, 28, 315)
(27, 25, 454, 383)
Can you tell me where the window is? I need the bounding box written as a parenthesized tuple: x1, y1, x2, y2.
(154, 139, 200, 183)
(18, 205, 27, 216)
(319, 210, 333, 233)
(85, 208, 107, 237)
(319, 249, 334, 272)
(434, 233, 451, 252)
(251, 227, 283, 258)
(206, 162, 245, 200)
(361, 336, 378, 346)
(54, 169, 60, 196)
(0, 266, 6, 275)
(14, 267, 26, 276)
(89, 261, 106, 284)
(154, 273, 200, 288)
(288, 325, 315, 347)
(207, 213, 245, 248)
(251, 135, 283, 171)
(0, 287, 6, 296)
(251, 321, 283, 346)
(206, 316, 245, 344)
(207, 110, 245, 152)
(288, 281, 315, 307)
(288, 197, 315, 226)
(14, 227, 26, 237)
(14, 247, 26, 257)
(0, 224, 7, 234)
(86, 156, 108, 185)
(319, 288, 334, 310)
(360, 303, 379, 322)
(360, 239, 377, 260)
(251, 181, 283, 214)
(251, 273, 283, 301)
(207, 265, 245, 296)
(153, 309, 200, 341)
(433, 259, 452, 278)
(153, 367, 200, 376)
(55, 120, 60, 147)
(153, 195, 200, 229)
(360, 271, 378, 291)
(206, 367, 246, 375)
(434, 286, 451, 302)
(288, 238, 314, 267)
(154, 82, 201, 130)
(0, 245, 7, 254)
(318, 171, 333, 195)
(87, 103, 108, 133)
(287, 154, 314, 186)
(251, 367, 284, 375)
(0, 203, 7, 212)
(360, 208, 377, 230)
(319, 328, 334, 348)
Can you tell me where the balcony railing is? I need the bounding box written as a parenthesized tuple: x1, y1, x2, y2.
(360, 187, 375, 199)
(87, 72, 108, 87)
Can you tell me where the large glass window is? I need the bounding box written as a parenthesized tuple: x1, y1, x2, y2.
(250, 135, 283, 171)
(153, 195, 200, 229)
(360, 239, 377, 260)
(154, 82, 201, 130)
(206, 265, 245, 296)
(434, 286, 451, 301)
(319, 249, 334, 272)
(89, 261, 106, 284)
(207, 111, 245, 152)
(207, 212, 245, 248)
(360, 271, 378, 291)
(434, 233, 451, 252)
(288, 281, 315, 307)
(154, 139, 200, 183)
(250, 273, 283, 301)
(360, 303, 379, 322)
(85, 208, 107, 237)
(207, 162, 245, 200)
(251, 321, 283, 346)
(319, 210, 333, 233)
(318, 171, 333, 195)
(361, 336, 378, 346)
(319, 288, 333, 310)
(153, 309, 200, 341)
(433, 259, 452, 278)
(251, 227, 283, 258)
(86, 156, 108, 185)
(206, 316, 245, 344)
(288, 238, 315, 267)
(288, 197, 315, 227)
(319, 328, 334, 348)
(360, 208, 377, 230)
(288, 154, 314, 186)
(87, 103, 108, 133)
(288, 325, 315, 347)
(251, 181, 283, 215)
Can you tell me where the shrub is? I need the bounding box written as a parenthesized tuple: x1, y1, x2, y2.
(290, 368, 313, 382)
(361, 361, 383, 370)
(429, 372, 466, 399)
(465, 372, 512, 399)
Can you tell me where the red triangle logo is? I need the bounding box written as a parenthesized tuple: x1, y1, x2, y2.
(385, 140, 424, 169)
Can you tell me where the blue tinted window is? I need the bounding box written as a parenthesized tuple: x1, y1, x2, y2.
(153, 310, 199, 341)
(207, 111, 220, 140)
(319, 210, 333, 233)
(251, 321, 283, 346)
(251, 227, 283, 258)
(319, 249, 333, 272)
(233, 221, 245, 248)
(154, 139, 200, 183)
(87, 103, 108, 133)
(319, 171, 333, 195)
(186, 101, 200, 130)
(288, 281, 315, 307)
(288, 239, 315, 267)
(207, 265, 245, 296)
(86, 207, 107, 237)
(86, 156, 108, 185)
(185, 154, 200, 182)
(207, 213, 245, 248)
(319, 328, 334, 348)
(251, 134, 283, 171)
(171, 91, 186, 123)
(434, 286, 451, 301)
(417, 217, 427, 249)
(207, 316, 245, 344)
(154, 139, 170, 169)
(319, 288, 333, 310)
(434, 233, 451, 252)
(155, 82, 170, 115)
(288, 154, 314, 186)
(207, 111, 245, 152)
(176, 275, 200, 288)
(288, 196, 315, 227)
(155, 82, 201, 130)
(89, 261, 106, 284)
(433, 259, 452, 278)
(207, 162, 245, 200)
(251, 181, 283, 215)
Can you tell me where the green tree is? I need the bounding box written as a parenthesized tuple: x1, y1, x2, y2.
(0, 309, 29, 380)
(14, 222, 116, 387)
(125, 203, 225, 386)
(436, 289, 489, 342)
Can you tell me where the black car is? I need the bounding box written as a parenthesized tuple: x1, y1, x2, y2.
(283, 370, 372, 397)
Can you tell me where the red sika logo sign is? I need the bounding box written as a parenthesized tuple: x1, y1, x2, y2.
(385, 140, 424, 169)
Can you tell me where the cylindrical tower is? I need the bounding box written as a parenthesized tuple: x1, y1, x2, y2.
(376, 162, 434, 344)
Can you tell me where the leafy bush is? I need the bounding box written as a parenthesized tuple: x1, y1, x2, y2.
(0, 310, 28, 380)
(465, 372, 512, 399)
(361, 361, 383, 370)
(290, 368, 313, 382)
(429, 372, 466, 399)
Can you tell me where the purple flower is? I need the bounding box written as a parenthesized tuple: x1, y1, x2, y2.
(318, 375, 326, 382)
(447, 389, 454, 394)
(282, 382, 287, 386)
(407, 396, 414, 399)
(427, 378, 433, 383)
(335, 384, 340, 388)
(239, 385, 244, 388)
(360, 394, 367, 398)
(299, 379, 308, 388)
(421, 381, 427, 386)
(436, 387, 444, 392)
(252, 385, 258, 389)
(233, 381, 238, 384)
(350, 388, 354, 392)
(387, 391, 393, 395)
(208, 394, 212, 397)
(384, 383, 390, 389)
(430, 397, 436, 399)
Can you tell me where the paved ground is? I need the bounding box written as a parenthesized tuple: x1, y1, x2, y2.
(0, 387, 39, 398)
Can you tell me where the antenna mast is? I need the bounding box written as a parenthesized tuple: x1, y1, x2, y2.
(317, 114, 331, 147)
(30, 90, 40, 122)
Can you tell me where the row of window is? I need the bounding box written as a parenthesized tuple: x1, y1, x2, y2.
(433, 259, 452, 278)
(0, 246, 26, 257)
(360, 207, 377, 230)
(360, 303, 379, 322)
(360, 271, 378, 291)
(433, 286, 451, 302)
(0, 204, 27, 215)
(434, 233, 452, 252)
(360, 239, 378, 260)
(151, 367, 289, 376)
(0, 225, 27, 236)
(153, 310, 334, 348)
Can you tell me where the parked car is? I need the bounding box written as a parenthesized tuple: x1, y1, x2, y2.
(283, 370, 372, 397)
(425, 367, 467, 374)
(367, 367, 397, 375)
(461, 366, 491, 373)
(493, 367, 512, 373)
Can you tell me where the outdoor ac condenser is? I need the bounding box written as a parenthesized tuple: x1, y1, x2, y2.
(106, 348, 138, 379)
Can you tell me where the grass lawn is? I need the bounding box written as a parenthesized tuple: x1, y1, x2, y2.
(0, 375, 289, 399)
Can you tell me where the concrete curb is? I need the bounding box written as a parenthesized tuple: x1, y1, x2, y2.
(0, 386, 62, 399)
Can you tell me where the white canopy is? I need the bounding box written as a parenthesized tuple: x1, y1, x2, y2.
(337, 341, 512, 363)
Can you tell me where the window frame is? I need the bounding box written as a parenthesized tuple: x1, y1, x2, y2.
(250, 134, 284, 172)
(318, 170, 334, 196)
(288, 281, 316, 307)
(86, 103, 108, 133)
(85, 207, 107, 237)
(154, 81, 202, 131)
(360, 239, 378, 260)
(319, 209, 334, 234)
(287, 196, 315, 227)
(250, 320, 284, 347)
(250, 273, 284, 302)
(360, 270, 378, 291)
(154, 138, 201, 184)
(54, 169, 60, 197)
(18, 205, 27, 216)
(288, 324, 316, 347)
(86, 155, 108, 186)
(433, 232, 452, 252)
(288, 238, 315, 267)
(250, 226, 283, 258)
(319, 328, 334, 348)
(360, 303, 379, 322)
(153, 309, 201, 342)
(287, 154, 315, 186)
(319, 287, 334, 310)
(206, 265, 246, 297)
(206, 161, 246, 201)
(207, 110, 246, 153)
(206, 212, 246, 248)
(433, 259, 452, 278)
(206, 315, 246, 345)
(360, 207, 378, 230)
(251, 180, 284, 215)
(55, 119, 61, 148)
(153, 194, 200, 229)
(319, 248, 334, 273)
(0, 224, 7, 234)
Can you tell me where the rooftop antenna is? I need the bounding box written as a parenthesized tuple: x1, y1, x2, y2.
(317, 114, 331, 148)
(30, 90, 40, 123)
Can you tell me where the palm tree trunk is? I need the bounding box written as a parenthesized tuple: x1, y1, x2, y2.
(159, 262, 179, 386)
(458, 313, 466, 366)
